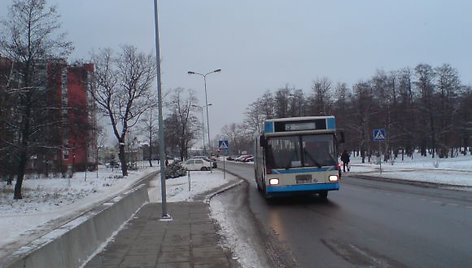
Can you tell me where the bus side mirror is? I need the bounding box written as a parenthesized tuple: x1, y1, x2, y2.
(259, 136, 267, 147)
(337, 131, 345, 144)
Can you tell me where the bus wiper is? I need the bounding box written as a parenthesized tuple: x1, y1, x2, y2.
(304, 149, 322, 168)
(312, 159, 322, 168)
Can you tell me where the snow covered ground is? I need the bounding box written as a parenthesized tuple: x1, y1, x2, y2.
(348, 153, 472, 187)
(0, 163, 236, 259)
(1, 154, 471, 267)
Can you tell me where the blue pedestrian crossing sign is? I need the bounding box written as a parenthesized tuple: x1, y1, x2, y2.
(373, 128, 386, 142)
(219, 140, 229, 149)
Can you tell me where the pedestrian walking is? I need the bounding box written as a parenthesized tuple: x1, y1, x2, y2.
(341, 150, 350, 172)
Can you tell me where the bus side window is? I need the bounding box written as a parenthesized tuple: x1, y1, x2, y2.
(266, 144, 274, 169)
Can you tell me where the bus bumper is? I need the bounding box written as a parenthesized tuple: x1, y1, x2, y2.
(266, 182, 340, 194)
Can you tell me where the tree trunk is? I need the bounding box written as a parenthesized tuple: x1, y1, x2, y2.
(148, 145, 153, 167)
(118, 143, 128, 176)
(14, 152, 28, 199)
(15, 94, 32, 199)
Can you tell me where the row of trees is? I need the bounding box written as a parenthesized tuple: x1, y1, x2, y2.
(221, 65, 472, 161)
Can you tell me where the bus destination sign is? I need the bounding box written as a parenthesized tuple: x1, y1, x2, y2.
(285, 122, 317, 131)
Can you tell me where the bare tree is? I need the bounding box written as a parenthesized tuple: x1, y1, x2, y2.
(395, 68, 416, 157)
(274, 85, 291, 118)
(352, 81, 375, 162)
(0, 58, 17, 185)
(164, 88, 199, 160)
(457, 86, 472, 154)
(333, 82, 355, 150)
(308, 77, 333, 115)
(90, 46, 156, 176)
(244, 90, 274, 135)
(414, 64, 436, 157)
(434, 64, 461, 157)
(220, 123, 252, 155)
(139, 105, 159, 167)
(0, 0, 73, 199)
(288, 89, 305, 117)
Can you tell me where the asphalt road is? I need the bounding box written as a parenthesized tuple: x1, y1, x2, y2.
(220, 161, 472, 268)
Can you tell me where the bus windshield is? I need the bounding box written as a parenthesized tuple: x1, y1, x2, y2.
(266, 134, 336, 169)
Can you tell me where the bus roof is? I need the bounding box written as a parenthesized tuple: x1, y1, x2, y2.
(263, 116, 336, 134)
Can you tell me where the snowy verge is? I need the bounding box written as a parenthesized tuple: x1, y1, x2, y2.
(347, 154, 472, 188)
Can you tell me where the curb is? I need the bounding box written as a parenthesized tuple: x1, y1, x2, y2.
(203, 169, 246, 204)
(203, 179, 246, 204)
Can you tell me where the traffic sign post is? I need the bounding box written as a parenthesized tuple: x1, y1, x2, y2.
(373, 128, 386, 142)
(373, 128, 387, 174)
(218, 140, 229, 150)
(219, 139, 229, 180)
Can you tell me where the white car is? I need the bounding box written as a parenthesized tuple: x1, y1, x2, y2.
(182, 158, 212, 171)
(192, 155, 218, 168)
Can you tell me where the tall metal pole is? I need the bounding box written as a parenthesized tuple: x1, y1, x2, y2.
(153, 0, 169, 219)
(201, 107, 206, 153)
(203, 75, 211, 155)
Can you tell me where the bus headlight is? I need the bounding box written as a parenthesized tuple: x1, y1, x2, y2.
(329, 175, 338, 182)
(269, 178, 279, 185)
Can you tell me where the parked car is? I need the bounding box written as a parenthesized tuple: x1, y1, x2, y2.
(182, 158, 212, 171)
(242, 155, 254, 162)
(236, 154, 253, 162)
(192, 156, 217, 168)
(235, 155, 249, 161)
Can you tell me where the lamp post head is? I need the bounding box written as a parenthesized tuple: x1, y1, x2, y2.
(187, 71, 195, 75)
(213, 69, 221, 73)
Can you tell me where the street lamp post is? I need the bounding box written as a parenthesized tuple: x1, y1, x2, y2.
(192, 104, 212, 154)
(187, 69, 221, 155)
(153, 0, 170, 220)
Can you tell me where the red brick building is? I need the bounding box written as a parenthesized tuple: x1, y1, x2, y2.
(48, 62, 96, 173)
(0, 57, 96, 175)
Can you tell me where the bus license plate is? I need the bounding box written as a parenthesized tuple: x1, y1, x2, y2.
(296, 175, 312, 184)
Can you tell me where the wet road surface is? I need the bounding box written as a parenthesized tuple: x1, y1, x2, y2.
(220, 161, 472, 268)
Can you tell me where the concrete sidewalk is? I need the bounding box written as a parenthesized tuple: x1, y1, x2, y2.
(84, 202, 239, 268)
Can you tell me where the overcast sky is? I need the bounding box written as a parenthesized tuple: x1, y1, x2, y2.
(2, 0, 472, 143)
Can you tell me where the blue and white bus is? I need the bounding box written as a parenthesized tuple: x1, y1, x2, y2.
(254, 116, 343, 199)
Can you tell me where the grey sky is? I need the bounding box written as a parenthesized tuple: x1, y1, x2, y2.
(2, 0, 471, 141)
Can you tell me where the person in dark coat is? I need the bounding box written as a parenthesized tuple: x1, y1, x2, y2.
(340, 150, 350, 172)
